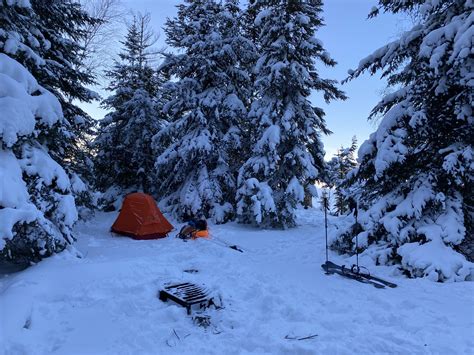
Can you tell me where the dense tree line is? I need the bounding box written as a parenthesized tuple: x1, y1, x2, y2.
(94, 0, 344, 229)
(1, 0, 471, 282)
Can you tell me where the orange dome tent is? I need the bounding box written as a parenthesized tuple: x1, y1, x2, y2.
(111, 193, 173, 240)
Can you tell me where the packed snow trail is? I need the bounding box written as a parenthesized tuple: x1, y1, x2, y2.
(1, 208, 473, 354)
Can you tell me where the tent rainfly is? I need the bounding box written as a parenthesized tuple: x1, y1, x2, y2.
(111, 193, 173, 239)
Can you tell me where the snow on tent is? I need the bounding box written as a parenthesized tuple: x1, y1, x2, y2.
(111, 193, 173, 239)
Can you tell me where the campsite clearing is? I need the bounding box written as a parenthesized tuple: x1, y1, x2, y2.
(1, 208, 473, 354)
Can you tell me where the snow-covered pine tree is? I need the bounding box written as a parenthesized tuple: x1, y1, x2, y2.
(338, 0, 473, 281)
(93, 14, 165, 204)
(0, 53, 79, 264)
(0, 52, 77, 263)
(154, 0, 255, 223)
(236, 0, 346, 228)
(242, 0, 261, 45)
(0, 0, 101, 262)
(318, 138, 357, 214)
(1, 0, 100, 211)
(332, 137, 358, 215)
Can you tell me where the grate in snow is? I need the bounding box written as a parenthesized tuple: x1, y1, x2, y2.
(159, 282, 214, 315)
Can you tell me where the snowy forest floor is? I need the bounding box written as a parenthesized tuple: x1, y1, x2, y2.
(1, 208, 473, 355)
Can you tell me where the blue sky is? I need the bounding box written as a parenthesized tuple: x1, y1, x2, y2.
(83, 0, 407, 158)
(315, 0, 407, 156)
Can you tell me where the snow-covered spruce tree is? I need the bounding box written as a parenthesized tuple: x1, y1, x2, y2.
(93, 14, 165, 205)
(322, 138, 357, 215)
(336, 0, 473, 281)
(0, 0, 100, 262)
(236, 0, 346, 228)
(330, 137, 358, 215)
(154, 0, 255, 223)
(0, 53, 78, 264)
(0, 0, 97, 197)
(1, 0, 100, 212)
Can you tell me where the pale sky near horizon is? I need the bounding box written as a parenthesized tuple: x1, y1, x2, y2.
(82, 0, 408, 158)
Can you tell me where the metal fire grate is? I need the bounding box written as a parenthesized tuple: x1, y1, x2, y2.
(159, 282, 213, 315)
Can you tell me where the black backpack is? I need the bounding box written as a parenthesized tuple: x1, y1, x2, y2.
(196, 219, 207, 231)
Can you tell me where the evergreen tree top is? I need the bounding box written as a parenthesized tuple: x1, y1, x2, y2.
(0, 0, 100, 104)
(103, 13, 161, 110)
(250, 0, 346, 111)
(1, 0, 101, 173)
(346, 0, 472, 180)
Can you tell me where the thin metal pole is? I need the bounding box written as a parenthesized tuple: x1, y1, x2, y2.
(324, 196, 328, 264)
(355, 203, 359, 269)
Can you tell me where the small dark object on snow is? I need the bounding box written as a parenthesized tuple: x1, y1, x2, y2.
(229, 245, 244, 253)
(285, 334, 318, 341)
(195, 219, 207, 231)
(183, 269, 199, 273)
(23, 317, 32, 329)
(159, 282, 214, 315)
(193, 314, 211, 328)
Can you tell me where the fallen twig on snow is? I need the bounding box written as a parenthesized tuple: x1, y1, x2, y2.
(284, 334, 318, 341)
(166, 329, 190, 347)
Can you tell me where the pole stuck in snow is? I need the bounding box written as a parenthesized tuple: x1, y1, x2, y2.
(205, 236, 244, 253)
(355, 201, 359, 269)
(322, 190, 329, 265)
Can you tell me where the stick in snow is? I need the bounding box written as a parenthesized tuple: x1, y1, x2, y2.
(285, 334, 318, 340)
(205, 237, 244, 253)
(173, 329, 180, 340)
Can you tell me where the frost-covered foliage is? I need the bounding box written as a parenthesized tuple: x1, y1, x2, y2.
(336, 0, 474, 281)
(154, 0, 255, 223)
(236, 0, 346, 228)
(93, 14, 166, 206)
(0, 53, 77, 263)
(0, 0, 100, 210)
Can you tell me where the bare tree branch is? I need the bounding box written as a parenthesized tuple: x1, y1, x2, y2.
(79, 0, 127, 77)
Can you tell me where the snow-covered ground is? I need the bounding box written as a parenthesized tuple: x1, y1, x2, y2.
(1, 208, 473, 354)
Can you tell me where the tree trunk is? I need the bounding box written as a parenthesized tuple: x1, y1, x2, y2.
(303, 185, 313, 209)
